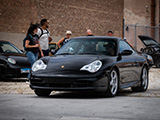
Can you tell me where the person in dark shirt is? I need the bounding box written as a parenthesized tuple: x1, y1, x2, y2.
(25, 24, 43, 66)
(57, 30, 72, 48)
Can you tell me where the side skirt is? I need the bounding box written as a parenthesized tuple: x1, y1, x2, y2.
(120, 80, 140, 89)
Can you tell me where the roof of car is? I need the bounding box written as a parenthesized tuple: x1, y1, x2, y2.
(138, 35, 155, 40)
(0, 40, 10, 43)
(71, 36, 121, 40)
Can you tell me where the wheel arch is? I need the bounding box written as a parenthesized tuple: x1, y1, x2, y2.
(142, 63, 149, 71)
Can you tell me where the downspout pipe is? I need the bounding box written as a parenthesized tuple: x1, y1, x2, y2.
(151, 0, 156, 38)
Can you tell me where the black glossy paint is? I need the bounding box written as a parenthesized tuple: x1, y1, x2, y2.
(138, 35, 160, 67)
(0, 40, 31, 78)
(30, 36, 148, 92)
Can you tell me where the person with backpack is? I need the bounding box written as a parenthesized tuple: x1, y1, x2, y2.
(24, 24, 43, 78)
(37, 19, 52, 56)
(57, 30, 72, 48)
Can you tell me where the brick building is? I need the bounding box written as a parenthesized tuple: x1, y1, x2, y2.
(0, 0, 159, 50)
(124, 0, 160, 50)
(0, 0, 124, 48)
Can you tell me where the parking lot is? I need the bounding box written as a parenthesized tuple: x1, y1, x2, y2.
(0, 67, 160, 97)
(0, 67, 160, 120)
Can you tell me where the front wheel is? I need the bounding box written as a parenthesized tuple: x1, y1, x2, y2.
(106, 69, 119, 97)
(131, 66, 148, 92)
(34, 89, 51, 97)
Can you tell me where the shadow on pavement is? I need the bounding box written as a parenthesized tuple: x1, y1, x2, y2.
(34, 89, 135, 99)
(0, 78, 27, 82)
(49, 91, 110, 99)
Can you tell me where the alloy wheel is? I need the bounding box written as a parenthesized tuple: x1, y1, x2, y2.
(142, 67, 148, 90)
(110, 70, 118, 95)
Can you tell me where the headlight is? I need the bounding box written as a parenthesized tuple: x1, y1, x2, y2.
(80, 60, 102, 73)
(32, 60, 47, 72)
(8, 58, 16, 64)
(147, 55, 153, 61)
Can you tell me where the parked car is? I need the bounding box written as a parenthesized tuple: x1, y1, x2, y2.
(49, 42, 58, 56)
(140, 53, 153, 68)
(0, 40, 31, 79)
(30, 36, 149, 97)
(138, 35, 160, 68)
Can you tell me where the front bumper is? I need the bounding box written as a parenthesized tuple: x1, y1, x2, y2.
(1, 66, 30, 78)
(30, 73, 109, 92)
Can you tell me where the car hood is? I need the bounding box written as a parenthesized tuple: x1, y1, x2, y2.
(46, 55, 104, 71)
(138, 35, 160, 46)
(1, 53, 26, 57)
(0, 53, 30, 65)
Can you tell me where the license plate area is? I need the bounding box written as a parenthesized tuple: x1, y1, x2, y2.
(21, 68, 30, 73)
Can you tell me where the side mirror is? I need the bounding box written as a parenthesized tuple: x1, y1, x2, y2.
(120, 50, 133, 56)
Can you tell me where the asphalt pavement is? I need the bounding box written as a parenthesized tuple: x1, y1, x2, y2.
(0, 92, 160, 120)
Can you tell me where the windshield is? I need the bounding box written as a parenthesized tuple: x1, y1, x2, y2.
(0, 42, 22, 54)
(143, 39, 159, 46)
(56, 38, 117, 56)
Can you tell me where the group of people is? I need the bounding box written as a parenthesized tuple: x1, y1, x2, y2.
(24, 19, 52, 67)
(24, 18, 114, 78)
(24, 19, 52, 79)
(57, 29, 114, 48)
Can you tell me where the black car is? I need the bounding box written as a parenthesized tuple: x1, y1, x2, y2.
(0, 40, 31, 79)
(30, 36, 149, 97)
(138, 35, 160, 68)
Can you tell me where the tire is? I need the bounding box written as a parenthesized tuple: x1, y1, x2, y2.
(34, 89, 51, 97)
(0, 67, 2, 80)
(106, 69, 119, 97)
(155, 57, 160, 68)
(131, 66, 148, 92)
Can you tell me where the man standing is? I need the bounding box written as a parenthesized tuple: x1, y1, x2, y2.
(37, 19, 52, 56)
(108, 30, 113, 36)
(86, 29, 94, 36)
(57, 30, 72, 48)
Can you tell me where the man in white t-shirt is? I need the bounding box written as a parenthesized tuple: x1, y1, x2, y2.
(37, 19, 52, 56)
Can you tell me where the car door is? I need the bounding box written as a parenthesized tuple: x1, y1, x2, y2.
(118, 40, 138, 87)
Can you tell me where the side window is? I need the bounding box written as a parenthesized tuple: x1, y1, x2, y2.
(119, 41, 134, 53)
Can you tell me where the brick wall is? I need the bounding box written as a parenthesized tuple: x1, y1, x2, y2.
(0, 0, 124, 38)
(124, 0, 160, 50)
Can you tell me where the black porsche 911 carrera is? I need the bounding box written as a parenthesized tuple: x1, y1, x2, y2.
(0, 40, 31, 79)
(138, 35, 160, 68)
(30, 36, 150, 97)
